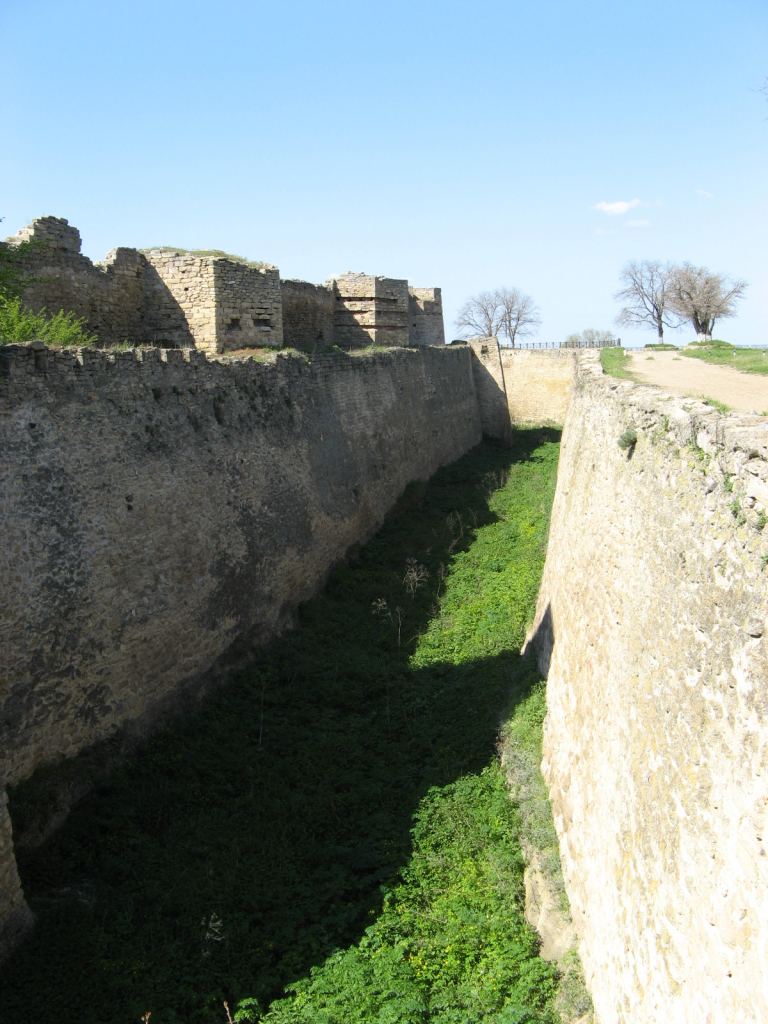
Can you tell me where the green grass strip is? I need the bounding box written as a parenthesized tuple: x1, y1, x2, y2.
(681, 344, 768, 376)
(599, 347, 633, 380)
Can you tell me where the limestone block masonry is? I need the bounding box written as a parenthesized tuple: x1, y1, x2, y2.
(6, 217, 146, 346)
(0, 342, 482, 958)
(499, 348, 578, 426)
(141, 251, 285, 353)
(332, 273, 411, 347)
(408, 288, 445, 348)
(281, 279, 335, 350)
(528, 353, 768, 1024)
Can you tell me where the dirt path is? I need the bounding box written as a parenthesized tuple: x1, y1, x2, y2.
(628, 351, 768, 415)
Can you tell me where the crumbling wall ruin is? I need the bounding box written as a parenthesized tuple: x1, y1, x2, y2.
(5, 217, 146, 346)
(4, 218, 444, 352)
(140, 251, 216, 349)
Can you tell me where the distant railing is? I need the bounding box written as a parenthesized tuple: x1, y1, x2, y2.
(513, 338, 621, 350)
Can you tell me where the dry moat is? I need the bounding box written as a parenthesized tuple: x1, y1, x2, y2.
(1, 433, 590, 1024)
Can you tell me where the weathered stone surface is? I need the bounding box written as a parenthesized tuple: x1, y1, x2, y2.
(0, 790, 33, 962)
(528, 353, 768, 1024)
(468, 337, 513, 441)
(0, 342, 482, 951)
(5, 218, 146, 346)
(408, 287, 445, 347)
(1, 343, 480, 784)
(281, 279, 335, 350)
(468, 337, 579, 434)
(500, 348, 578, 426)
(9, 215, 81, 252)
(331, 273, 411, 347)
(141, 251, 283, 352)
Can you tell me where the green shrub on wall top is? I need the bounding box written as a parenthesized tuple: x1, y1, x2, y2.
(0, 294, 96, 347)
(0, 232, 97, 347)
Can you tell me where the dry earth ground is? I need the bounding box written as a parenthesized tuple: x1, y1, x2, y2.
(629, 350, 768, 415)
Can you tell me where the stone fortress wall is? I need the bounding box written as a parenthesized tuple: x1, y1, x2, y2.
(528, 353, 768, 1024)
(4, 217, 444, 354)
(6, 214, 768, 1023)
(0, 229, 592, 963)
(0, 338, 490, 959)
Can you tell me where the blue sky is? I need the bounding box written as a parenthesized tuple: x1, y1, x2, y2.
(2, 0, 766, 346)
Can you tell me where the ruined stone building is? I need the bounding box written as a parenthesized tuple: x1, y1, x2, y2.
(3, 216, 445, 353)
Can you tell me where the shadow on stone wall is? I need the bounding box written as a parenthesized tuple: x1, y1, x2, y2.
(140, 262, 196, 348)
(13, 241, 196, 348)
(466, 339, 514, 444)
(524, 603, 555, 681)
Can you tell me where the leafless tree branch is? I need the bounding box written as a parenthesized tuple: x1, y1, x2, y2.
(667, 264, 748, 340)
(456, 287, 540, 346)
(615, 260, 682, 342)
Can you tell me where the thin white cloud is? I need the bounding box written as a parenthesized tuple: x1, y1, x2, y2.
(626, 218, 650, 228)
(593, 198, 642, 216)
(695, 189, 714, 199)
(593, 227, 616, 236)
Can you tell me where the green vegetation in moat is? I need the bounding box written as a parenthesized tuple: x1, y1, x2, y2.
(599, 347, 633, 380)
(3, 434, 564, 1024)
(681, 341, 768, 376)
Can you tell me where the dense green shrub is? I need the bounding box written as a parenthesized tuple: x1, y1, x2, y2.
(0, 294, 96, 347)
(0, 236, 97, 347)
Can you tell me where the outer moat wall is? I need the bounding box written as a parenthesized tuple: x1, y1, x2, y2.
(530, 353, 768, 1023)
(2, 336, 767, 1022)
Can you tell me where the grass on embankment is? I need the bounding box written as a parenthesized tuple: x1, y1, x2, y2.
(681, 341, 768, 376)
(3, 433, 571, 1024)
(600, 347, 634, 380)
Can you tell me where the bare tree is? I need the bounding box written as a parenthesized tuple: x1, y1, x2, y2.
(456, 287, 540, 346)
(615, 260, 682, 342)
(455, 290, 504, 338)
(667, 263, 747, 340)
(497, 288, 540, 347)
